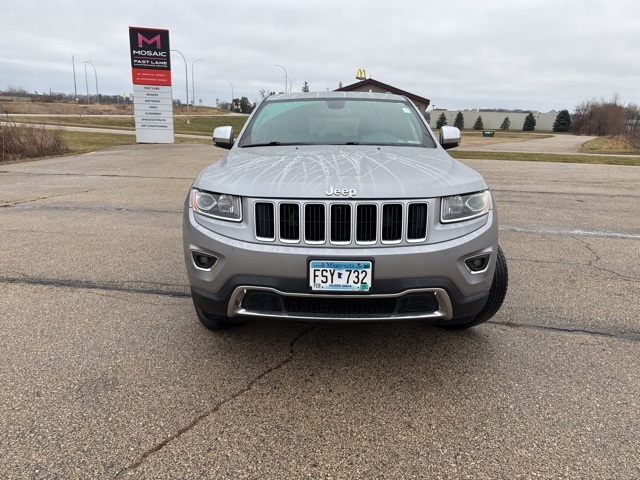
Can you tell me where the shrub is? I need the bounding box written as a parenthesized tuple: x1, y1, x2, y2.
(522, 112, 536, 131)
(454, 111, 465, 129)
(552, 109, 572, 132)
(1, 115, 68, 161)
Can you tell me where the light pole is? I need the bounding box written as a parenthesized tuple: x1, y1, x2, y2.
(72, 56, 78, 103)
(191, 58, 203, 108)
(275, 64, 288, 94)
(85, 61, 99, 104)
(84, 62, 89, 103)
(228, 81, 234, 112)
(171, 49, 190, 125)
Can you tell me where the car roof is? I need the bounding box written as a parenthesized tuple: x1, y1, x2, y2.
(263, 91, 409, 103)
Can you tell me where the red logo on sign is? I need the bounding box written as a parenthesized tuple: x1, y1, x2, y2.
(138, 34, 161, 48)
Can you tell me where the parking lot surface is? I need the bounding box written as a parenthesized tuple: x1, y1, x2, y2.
(1, 144, 639, 479)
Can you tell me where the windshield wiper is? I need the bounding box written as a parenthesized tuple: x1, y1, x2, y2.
(242, 141, 282, 148)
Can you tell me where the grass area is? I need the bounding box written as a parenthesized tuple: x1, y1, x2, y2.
(580, 135, 640, 155)
(0, 130, 211, 164)
(10, 114, 249, 136)
(60, 130, 210, 154)
(449, 149, 640, 166)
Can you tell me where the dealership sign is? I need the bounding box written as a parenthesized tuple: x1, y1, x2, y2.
(129, 27, 174, 143)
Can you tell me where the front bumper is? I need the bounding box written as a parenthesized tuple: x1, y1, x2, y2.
(183, 207, 498, 323)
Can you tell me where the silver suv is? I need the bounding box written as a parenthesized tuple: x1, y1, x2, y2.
(183, 92, 507, 330)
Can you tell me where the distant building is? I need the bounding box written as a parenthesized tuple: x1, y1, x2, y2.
(429, 109, 558, 131)
(336, 79, 431, 114)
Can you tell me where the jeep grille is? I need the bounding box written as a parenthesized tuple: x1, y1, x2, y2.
(254, 201, 428, 245)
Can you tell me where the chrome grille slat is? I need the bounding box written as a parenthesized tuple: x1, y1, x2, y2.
(253, 200, 428, 245)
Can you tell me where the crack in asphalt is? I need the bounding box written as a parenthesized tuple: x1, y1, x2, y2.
(0, 170, 194, 180)
(2, 204, 181, 214)
(112, 323, 317, 478)
(0, 189, 93, 208)
(492, 188, 640, 199)
(4, 274, 639, 339)
(500, 225, 640, 240)
(575, 238, 640, 282)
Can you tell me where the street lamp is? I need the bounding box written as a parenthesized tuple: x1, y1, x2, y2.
(85, 61, 99, 104)
(191, 58, 203, 108)
(228, 81, 234, 112)
(84, 62, 89, 103)
(275, 64, 288, 94)
(171, 49, 190, 125)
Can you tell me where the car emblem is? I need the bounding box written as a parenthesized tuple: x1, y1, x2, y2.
(325, 186, 357, 198)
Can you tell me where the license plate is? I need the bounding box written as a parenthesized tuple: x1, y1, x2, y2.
(309, 260, 372, 292)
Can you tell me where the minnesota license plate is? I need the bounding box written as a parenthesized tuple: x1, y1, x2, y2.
(309, 260, 372, 292)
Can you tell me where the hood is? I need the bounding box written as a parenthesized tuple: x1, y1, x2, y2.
(195, 145, 486, 199)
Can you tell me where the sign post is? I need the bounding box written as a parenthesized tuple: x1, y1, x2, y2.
(129, 27, 174, 143)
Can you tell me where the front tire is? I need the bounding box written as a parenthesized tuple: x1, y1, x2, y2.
(192, 297, 245, 331)
(442, 246, 509, 330)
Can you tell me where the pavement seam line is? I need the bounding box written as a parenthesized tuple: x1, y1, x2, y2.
(0, 276, 190, 298)
(112, 323, 317, 478)
(489, 320, 640, 342)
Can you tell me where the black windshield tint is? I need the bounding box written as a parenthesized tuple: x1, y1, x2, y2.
(239, 98, 436, 148)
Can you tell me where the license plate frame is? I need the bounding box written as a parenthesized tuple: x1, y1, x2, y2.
(308, 260, 373, 292)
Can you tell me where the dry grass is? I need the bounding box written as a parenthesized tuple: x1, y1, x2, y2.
(580, 135, 640, 155)
(1, 121, 68, 162)
(0, 100, 227, 116)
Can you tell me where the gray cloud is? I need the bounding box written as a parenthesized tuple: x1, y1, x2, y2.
(2, 0, 639, 112)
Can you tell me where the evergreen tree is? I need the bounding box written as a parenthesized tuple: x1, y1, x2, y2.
(473, 115, 484, 130)
(500, 116, 511, 130)
(436, 112, 448, 129)
(454, 111, 465, 129)
(302, 81, 310, 92)
(552, 109, 572, 132)
(522, 112, 537, 131)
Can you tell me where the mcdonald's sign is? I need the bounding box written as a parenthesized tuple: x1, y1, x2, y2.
(356, 69, 367, 80)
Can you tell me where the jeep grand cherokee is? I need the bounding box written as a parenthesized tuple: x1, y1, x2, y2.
(183, 92, 507, 330)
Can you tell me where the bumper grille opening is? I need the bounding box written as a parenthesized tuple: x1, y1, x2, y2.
(242, 292, 283, 312)
(283, 296, 397, 316)
(397, 293, 439, 313)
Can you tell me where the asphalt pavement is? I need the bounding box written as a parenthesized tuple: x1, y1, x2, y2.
(1, 142, 639, 479)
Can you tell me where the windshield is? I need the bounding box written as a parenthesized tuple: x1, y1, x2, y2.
(238, 98, 436, 148)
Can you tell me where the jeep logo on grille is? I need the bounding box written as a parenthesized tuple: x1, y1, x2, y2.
(325, 187, 357, 198)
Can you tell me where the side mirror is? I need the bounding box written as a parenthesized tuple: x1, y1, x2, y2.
(213, 126, 234, 149)
(439, 126, 461, 150)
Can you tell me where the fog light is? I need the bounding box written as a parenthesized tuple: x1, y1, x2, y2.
(465, 253, 490, 273)
(192, 251, 217, 270)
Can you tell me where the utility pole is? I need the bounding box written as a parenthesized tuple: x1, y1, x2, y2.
(191, 59, 203, 108)
(72, 56, 78, 103)
(171, 50, 190, 125)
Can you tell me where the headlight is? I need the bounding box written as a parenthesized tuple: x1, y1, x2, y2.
(441, 190, 490, 223)
(192, 189, 242, 222)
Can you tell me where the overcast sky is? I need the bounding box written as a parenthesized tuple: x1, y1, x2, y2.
(2, 0, 639, 112)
